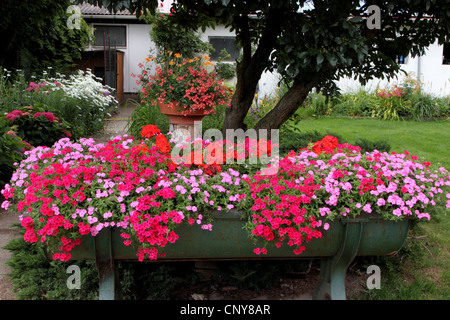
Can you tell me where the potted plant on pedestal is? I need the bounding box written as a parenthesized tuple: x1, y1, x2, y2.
(137, 53, 232, 142)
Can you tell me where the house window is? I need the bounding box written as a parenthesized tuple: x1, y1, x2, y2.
(94, 25, 126, 47)
(208, 37, 240, 61)
(443, 43, 450, 65)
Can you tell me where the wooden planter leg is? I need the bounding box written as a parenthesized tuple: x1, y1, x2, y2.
(313, 219, 367, 300)
(95, 228, 120, 300)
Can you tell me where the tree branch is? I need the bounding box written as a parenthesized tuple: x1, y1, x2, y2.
(254, 78, 315, 131)
(255, 63, 338, 131)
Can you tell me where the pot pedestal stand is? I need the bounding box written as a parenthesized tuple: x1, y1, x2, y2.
(157, 101, 205, 142)
(312, 218, 366, 300)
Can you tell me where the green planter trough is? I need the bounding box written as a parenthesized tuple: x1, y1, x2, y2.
(69, 210, 410, 300)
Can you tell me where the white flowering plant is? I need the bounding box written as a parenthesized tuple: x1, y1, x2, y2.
(47, 69, 118, 110)
(25, 68, 118, 138)
(1, 67, 118, 139)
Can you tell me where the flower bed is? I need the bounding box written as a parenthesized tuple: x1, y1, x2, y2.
(1, 126, 449, 262)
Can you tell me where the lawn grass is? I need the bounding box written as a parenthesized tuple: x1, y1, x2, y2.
(360, 208, 450, 300)
(294, 117, 450, 169)
(292, 116, 450, 300)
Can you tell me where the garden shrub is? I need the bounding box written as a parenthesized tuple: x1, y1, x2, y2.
(214, 61, 236, 81)
(332, 89, 378, 117)
(353, 137, 391, 153)
(303, 91, 332, 117)
(4, 228, 99, 300)
(201, 101, 227, 134)
(244, 94, 278, 129)
(4, 103, 72, 148)
(399, 74, 444, 120)
(435, 97, 450, 117)
(0, 119, 29, 187)
(213, 49, 237, 81)
(0, 68, 117, 139)
(371, 86, 411, 120)
(143, 12, 212, 59)
(408, 93, 448, 120)
(0, 68, 28, 113)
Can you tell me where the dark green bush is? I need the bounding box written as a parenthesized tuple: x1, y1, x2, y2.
(279, 127, 390, 156)
(353, 137, 391, 153)
(4, 103, 72, 148)
(0, 118, 29, 187)
(4, 229, 99, 300)
(4, 230, 201, 300)
(201, 102, 227, 134)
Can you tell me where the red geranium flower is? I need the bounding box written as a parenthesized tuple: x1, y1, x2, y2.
(141, 124, 161, 138)
(155, 134, 171, 154)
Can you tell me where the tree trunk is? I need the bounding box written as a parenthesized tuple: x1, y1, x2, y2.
(254, 79, 316, 132)
(222, 11, 283, 134)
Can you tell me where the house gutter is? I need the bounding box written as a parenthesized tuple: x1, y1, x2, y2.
(417, 55, 421, 82)
(81, 14, 138, 20)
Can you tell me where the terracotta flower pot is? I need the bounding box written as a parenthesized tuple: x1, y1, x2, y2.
(157, 100, 207, 124)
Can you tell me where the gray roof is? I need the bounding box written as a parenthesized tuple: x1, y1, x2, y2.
(78, 2, 133, 16)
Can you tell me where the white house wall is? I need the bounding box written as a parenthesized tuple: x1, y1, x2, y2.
(336, 41, 450, 97)
(416, 41, 450, 96)
(87, 22, 154, 94)
(126, 24, 155, 93)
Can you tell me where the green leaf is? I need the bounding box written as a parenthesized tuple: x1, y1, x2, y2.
(298, 52, 309, 59)
(325, 53, 338, 67)
(301, 24, 309, 33)
(316, 53, 324, 65)
(349, 16, 363, 23)
(357, 50, 365, 63)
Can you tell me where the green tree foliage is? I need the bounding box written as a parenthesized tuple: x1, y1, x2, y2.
(142, 11, 212, 58)
(76, 0, 450, 132)
(0, 0, 93, 76)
